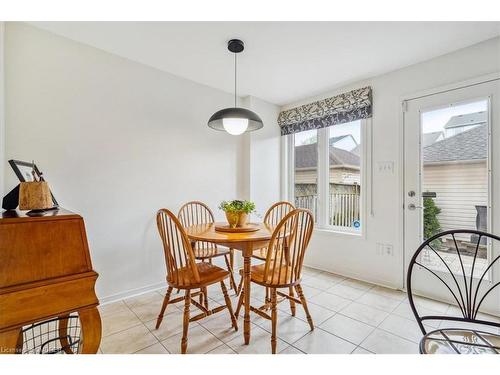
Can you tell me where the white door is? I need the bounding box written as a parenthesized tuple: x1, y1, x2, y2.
(403, 77, 500, 316)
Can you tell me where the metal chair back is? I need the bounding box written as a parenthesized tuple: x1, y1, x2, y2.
(407, 229, 500, 334)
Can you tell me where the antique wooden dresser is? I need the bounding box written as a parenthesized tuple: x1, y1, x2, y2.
(0, 209, 101, 354)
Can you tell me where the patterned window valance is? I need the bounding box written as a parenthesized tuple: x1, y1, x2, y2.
(278, 86, 372, 136)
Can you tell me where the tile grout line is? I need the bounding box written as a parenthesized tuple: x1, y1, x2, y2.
(101, 320, 145, 339)
(207, 342, 237, 354)
(100, 301, 149, 339)
(132, 340, 171, 354)
(371, 303, 421, 345)
(119, 297, 165, 353)
(357, 298, 421, 352)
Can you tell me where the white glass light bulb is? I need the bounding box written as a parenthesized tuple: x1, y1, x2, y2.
(222, 118, 249, 135)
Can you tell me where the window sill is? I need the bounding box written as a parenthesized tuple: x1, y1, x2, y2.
(313, 226, 364, 239)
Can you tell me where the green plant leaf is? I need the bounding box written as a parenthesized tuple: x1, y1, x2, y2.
(218, 200, 256, 214)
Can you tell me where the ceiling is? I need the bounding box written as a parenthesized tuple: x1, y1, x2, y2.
(29, 22, 500, 106)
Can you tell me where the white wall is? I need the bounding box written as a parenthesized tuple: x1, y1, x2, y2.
(283, 37, 500, 289)
(3, 23, 247, 302)
(247, 96, 281, 217)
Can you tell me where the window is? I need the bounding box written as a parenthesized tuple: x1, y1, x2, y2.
(289, 120, 364, 233)
(293, 129, 318, 221)
(420, 100, 490, 276)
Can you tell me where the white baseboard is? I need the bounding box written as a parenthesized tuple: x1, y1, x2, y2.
(99, 281, 167, 306)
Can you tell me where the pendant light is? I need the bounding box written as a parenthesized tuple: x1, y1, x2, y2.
(208, 39, 263, 135)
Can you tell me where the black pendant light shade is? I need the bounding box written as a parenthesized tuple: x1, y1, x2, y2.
(207, 107, 263, 132)
(207, 39, 263, 135)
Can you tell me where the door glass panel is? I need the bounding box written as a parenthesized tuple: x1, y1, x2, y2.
(420, 99, 489, 277)
(328, 121, 361, 230)
(294, 129, 318, 221)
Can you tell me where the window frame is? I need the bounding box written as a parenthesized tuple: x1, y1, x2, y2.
(285, 119, 370, 236)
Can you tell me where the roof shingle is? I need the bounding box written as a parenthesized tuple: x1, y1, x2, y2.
(423, 124, 487, 164)
(295, 142, 360, 169)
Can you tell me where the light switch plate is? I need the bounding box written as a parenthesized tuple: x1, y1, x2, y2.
(383, 244, 394, 256)
(377, 161, 394, 174)
(376, 242, 394, 256)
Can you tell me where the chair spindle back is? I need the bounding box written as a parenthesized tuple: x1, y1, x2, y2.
(178, 201, 215, 228)
(264, 201, 295, 227)
(178, 201, 217, 255)
(156, 208, 199, 285)
(264, 209, 314, 286)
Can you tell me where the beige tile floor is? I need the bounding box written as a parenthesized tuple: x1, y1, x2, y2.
(97, 266, 500, 354)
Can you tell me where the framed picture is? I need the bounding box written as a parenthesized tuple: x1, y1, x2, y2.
(9, 160, 42, 182)
(8, 159, 59, 207)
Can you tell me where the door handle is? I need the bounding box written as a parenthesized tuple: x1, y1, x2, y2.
(407, 203, 422, 210)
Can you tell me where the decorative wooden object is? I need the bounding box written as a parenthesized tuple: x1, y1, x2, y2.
(185, 221, 273, 346)
(156, 209, 237, 354)
(0, 209, 101, 354)
(234, 209, 315, 354)
(18, 181, 54, 210)
(214, 223, 260, 233)
(178, 201, 236, 292)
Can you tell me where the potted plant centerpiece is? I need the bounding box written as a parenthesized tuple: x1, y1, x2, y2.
(219, 200, 256, 228)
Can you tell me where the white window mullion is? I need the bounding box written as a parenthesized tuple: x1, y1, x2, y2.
(317, 127, 329, 228)
(287, 134, 295, 203)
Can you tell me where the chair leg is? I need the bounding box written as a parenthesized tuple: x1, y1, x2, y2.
(265, 287, 271, 306)
(288, 286, 296, 316)
(235, 285, 244, 319)
(236, 277, 244, 296)
(229, 248, 234, 270)
(156, 286, 173, 329)
(220, 280, 238, 331)
(181, 289, 191, 354)
(224, 254, 237, 293)
(295, 284, 314, 331)
(271, 288, 278, 354)
(202, 287, 209, 310)
(199, 286, 207, 307)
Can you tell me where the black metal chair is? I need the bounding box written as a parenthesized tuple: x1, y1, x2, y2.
(407, 229, 500, 354)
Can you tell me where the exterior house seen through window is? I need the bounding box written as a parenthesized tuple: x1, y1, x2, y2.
(291, 120, 363, 233)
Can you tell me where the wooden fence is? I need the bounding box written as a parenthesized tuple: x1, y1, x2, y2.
(295, 192, 360, 227)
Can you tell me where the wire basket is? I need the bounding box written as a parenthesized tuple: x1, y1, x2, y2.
(21, 314, 82, 354)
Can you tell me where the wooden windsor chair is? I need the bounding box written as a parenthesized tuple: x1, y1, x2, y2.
(236, 202, 295, 313)
(178, 201, 237, 296)
(235, 208, 315, 353)
(235, 202, 295, 297)
(254, 201, 295, 260)
(155, 208, 237, 354)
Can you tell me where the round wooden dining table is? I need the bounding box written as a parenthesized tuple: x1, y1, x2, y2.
(185, 222, 273, 345)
